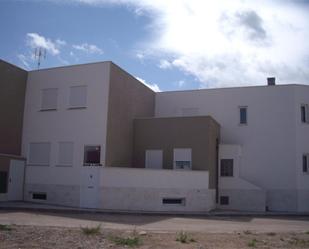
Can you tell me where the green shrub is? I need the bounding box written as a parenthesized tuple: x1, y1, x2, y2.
(175, 231, 196, 244)
(81, 224, 101, 235)
(110, 235, 140, 247)
(0, 224, 12, 231)
(248, 238, 257, 247)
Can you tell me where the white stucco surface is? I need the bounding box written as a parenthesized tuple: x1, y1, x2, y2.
(156, 85, 309, 211)
(23, 62, 111, 188)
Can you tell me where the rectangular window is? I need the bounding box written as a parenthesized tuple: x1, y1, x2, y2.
(239, 106, 247, 124)
(162, 198, 185, 205)
(69, 86, 87, 109)
(175, 161, 191, 169)
(301, 104, 308, 123)
(220, 159, 234, 177)
(57, 142, 74, 166)
(220, 196, 229, 205)
(173, 148, 192, 170)
(32, 192, 47, 200)
(84, 145, 101, 166)
(28, 142, 51, 166)
(41, 88, 58, 111)
(303, 154, 308, 173)
(0, 171, 8, 193)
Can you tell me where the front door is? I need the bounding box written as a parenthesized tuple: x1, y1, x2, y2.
(80, 167, 101, 208)
(8, 160, 25, 201)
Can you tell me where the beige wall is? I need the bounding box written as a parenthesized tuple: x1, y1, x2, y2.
(0, 60, 27, 155)
(133, 116, 220, 189)
(105, 63, 155, 167)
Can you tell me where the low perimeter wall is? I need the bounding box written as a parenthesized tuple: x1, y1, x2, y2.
(99, 167, 215, 212)
(25, 167, 215, 212)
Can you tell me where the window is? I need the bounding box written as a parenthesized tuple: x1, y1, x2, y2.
(28, 142, 51, 166)
(69, 86, 87, 109)
(0, 171, 8, 193)
(41, 88, 58, 111)
(173, 148, 192, 170)
(220, 196, 229, 205)
(175, 161, 191, 169)
(57, 142, 74, 166)
(220, 159, 234, 177)
(239, 106, 247, 125)
(301, 104, 308, 123)
(162, 198, 185, 205)
(32, 192, 47, 200)
(84, 145, 101, 166)
(303, 154, 308, 173)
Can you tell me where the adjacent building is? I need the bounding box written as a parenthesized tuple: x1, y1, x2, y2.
(0, 59, 308, 212)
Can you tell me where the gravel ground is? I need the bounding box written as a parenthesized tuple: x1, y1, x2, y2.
(1, 225, 309, 249)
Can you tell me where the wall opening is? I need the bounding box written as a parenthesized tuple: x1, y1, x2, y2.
(220, 196, 229, 205)
(162, 198, 185, 205)
(32, 192, 47, 200)
(0, 171, 8, 193)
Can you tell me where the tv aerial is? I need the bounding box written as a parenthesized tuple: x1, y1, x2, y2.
(34, 47, 46, 69)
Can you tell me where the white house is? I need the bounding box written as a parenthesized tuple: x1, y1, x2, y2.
(0, 59, 308, 213)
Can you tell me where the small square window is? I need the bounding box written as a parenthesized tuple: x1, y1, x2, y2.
(220, 196, 229, 205)
(84, 145, 101, 166)
(41, 88, 58, 111)
(173, 148, 192, 170)
(239, 106, 247, 125)
(220, 159, 234, 177)
(303, 154, 308, 173)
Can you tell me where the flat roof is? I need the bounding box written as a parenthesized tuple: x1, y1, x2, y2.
(2, 58, 308, 92)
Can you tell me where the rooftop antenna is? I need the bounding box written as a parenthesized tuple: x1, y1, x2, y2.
(34, 47, 46, 69)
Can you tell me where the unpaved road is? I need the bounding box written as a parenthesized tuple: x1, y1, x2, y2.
(0, 210, 309, 233)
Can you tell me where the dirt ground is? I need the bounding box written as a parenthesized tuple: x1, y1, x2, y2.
(1, 210, 309, 233)
(1, 225, 309, 249)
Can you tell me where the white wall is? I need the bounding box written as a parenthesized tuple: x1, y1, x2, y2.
(294, 86, 309, 211)
(219, 144, 266, 211)
(99, 167, 215, 212)
(23, 62, 111, 188)
(156, 85, 307, 211)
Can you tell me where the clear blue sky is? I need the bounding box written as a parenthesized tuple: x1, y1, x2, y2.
(1, 0, 308, 91)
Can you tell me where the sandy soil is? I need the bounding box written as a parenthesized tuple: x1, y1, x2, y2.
(1, 225, 309, 249)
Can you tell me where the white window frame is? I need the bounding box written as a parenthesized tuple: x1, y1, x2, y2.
(57, 142, 74, 167)
(173, 148, 192, 170)
(239, 106, 248, 125)
(69, 85, 87, 109)
(28, 142, 51, 166)
(83, 145, 102, 166)
(40, 88, 58, 111)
